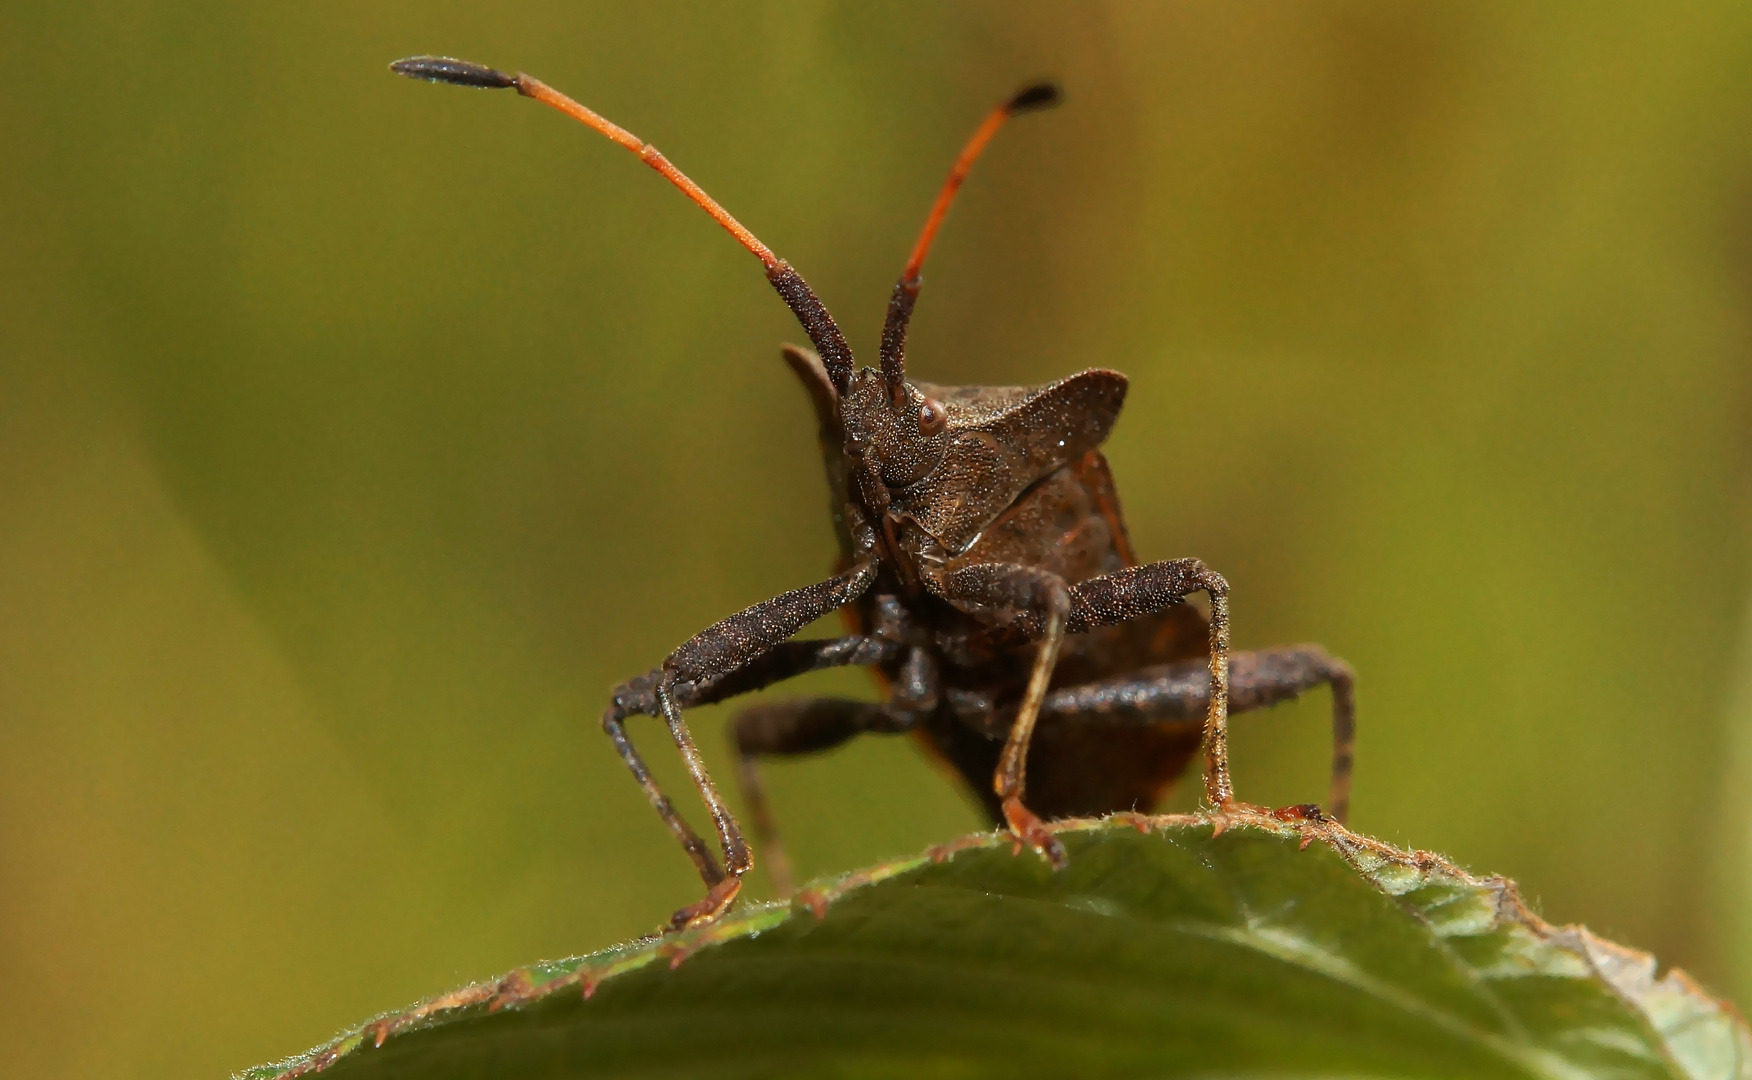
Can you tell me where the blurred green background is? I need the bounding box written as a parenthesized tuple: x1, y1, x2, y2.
(4, 2, 1752, 1076)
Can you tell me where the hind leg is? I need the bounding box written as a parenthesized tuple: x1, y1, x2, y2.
(1040, 645, 1357, 822)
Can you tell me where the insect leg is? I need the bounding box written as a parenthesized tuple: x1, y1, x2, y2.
(731, 696, 918, 898)
(603, 560, 879, 931)
(600, 710, 722, 887)
(616, 634, 902, 717)
(1040, 646, 1358, 823)
(932, 562, 1072, 867)
(733, 642, 934, 896)
(1060, 559, 1236, 810)
(601, 633, 899, 895)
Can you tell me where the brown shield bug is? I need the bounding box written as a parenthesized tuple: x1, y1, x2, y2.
(392, 56, 1358, 931)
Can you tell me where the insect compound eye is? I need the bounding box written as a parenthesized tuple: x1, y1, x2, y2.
(917, 399, 947, 437)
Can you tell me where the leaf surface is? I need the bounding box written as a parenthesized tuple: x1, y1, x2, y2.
(242, 812, 1750, 1079)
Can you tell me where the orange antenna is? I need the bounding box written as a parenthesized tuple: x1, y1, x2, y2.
(391, 56, 856, 391)
(879, 82, 1062, 396)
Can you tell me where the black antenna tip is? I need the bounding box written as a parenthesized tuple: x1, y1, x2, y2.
(390, 56, 516, 90)
(1006, 82, 1063, 114)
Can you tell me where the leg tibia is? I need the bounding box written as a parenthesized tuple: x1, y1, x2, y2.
(1040, 645, 1357, 823)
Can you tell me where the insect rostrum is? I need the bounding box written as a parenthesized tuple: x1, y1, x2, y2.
(393, 56, 1358, 933)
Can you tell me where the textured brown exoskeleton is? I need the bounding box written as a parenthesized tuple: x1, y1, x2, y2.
(393, 56, 1358, 931)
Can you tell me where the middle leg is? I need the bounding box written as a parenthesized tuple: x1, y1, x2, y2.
(1038, 645, 1357, 823)
(930, 562, 1072, 866)
(731, 641, 939, 895)
(729, 696, 918, 897)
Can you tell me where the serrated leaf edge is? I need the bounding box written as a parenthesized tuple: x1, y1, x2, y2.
(237, 809, 1751, 1080)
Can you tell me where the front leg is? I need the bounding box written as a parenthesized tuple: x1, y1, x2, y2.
(602, 560, 878, 931)
(1063, 559, 1235, 810)
(930, 563, 1071, 867)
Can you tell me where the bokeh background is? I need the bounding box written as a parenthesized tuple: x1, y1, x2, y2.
(4, 2, 1752, 1076)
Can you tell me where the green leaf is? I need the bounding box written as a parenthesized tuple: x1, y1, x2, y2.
(243, 812, 1750, 1079)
